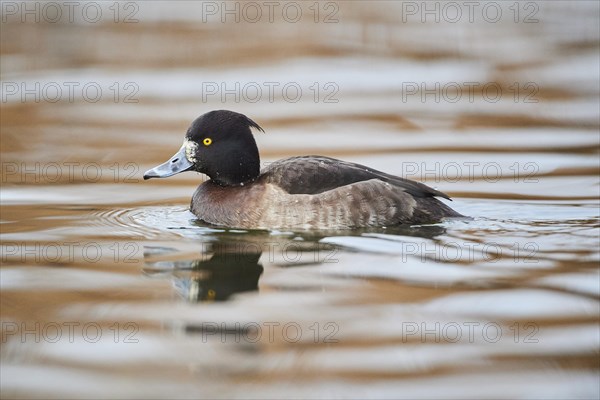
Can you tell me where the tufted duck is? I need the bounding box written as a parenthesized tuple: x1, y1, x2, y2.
(143, 110, 464, 229)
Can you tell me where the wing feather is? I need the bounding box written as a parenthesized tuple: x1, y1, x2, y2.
(260, 156, 451, 200)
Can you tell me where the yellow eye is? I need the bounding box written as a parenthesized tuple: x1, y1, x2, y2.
(203, 137, 212, 146)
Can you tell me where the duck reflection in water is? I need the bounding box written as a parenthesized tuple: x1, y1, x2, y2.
(144, 241, 263, 302)
(144, 224, 449, 302)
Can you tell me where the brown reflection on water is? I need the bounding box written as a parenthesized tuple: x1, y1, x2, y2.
(1, 1, 599, 399)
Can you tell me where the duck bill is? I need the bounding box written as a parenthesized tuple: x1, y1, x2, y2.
(143, 144, 194, 180)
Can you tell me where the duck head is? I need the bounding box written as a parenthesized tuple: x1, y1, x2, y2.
(143, 110, 264, 186)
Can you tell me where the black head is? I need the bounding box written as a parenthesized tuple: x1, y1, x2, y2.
(143, 110, 264, 186)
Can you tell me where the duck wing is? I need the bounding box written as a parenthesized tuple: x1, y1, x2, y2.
(260, 156, 451, 200)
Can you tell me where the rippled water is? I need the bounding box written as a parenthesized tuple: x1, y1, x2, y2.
(1, 2, 599, 399)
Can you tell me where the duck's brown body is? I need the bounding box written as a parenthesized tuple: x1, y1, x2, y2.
(191, 156, 462, 230)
